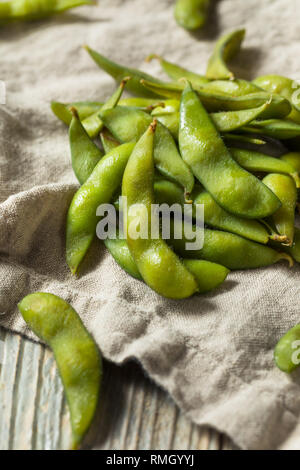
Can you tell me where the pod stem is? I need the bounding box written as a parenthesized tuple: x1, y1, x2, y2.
(269, 234, 291, 244)
(146, 102, 166, 112)
(184, 190, 193, 204)
(278, 253, 294, 268)
(120, 76, 131, 88)
(150, 119, 158, 133)
(260, 219, 289, 244)
(145, 54, 161, 63)
(69, 106, 79, 120)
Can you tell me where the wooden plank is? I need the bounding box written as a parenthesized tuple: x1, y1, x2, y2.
(0, 328, 234, 450)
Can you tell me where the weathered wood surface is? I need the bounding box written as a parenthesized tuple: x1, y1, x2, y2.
(0, 327, 235, 450)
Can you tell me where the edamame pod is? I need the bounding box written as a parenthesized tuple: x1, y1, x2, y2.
(122, 121, 198, 299)
(224, 134, 265, 145)
(253, 75, 300, 124)
(100, 106, 194, 195)
(242, 119, 300, 140)
(280, 152, 300, 172)
(206, 29, 246, 80)
(169, 223, 293, 270)
(152, 100, 272, 138)
(119, 97, 163, 108)
(230, 148, 300, 187)
(51, 101, 103, 126)
(141, 79, 291, 119)
(146, 54, 210, 87)
(0, 0, 94, 21)
(179, 82, 281, 218)
(201, 79, 262, 96)
(84, 46, 165, 98)
(274, 325, 300, 373)
(182, 260, 229, 294)
(263, 174, 297, 246)
(192, 187, 274, 244)
(18, 293, 102, 450)
(66, 143, 135, 274)
(51, 97, 159, 127)
(81, 77, 130, 139)
(105, 233, 229, 294)
(69, 108, 103, 185)
(174, 0, 210, 30)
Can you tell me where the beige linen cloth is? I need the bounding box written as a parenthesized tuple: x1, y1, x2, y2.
(1, 0, 300, 450)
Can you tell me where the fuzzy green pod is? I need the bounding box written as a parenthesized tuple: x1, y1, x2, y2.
(263, 174, 298, 246)
(122, 121, 198, 299)
(178, 82, 281, 219)
(18, 293, 102, 450)
(169, 223, 293, 270)
(84, 46, 165, 98)
(206, 29, 246, 80)
(69, 108, 103, 185)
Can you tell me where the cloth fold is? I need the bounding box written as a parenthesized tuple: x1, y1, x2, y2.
(1, 0, 300, 450)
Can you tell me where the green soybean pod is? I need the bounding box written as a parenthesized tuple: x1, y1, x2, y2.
(122, 121, 198, 299)
(253, 75, 300, 124)
(69, 108, 103, 185)
(182, 260, 229, 294)
(146, 54, 210, 86)
(201, 78, 262, 96)
(206, 29, 246, 80)
(100, 106, 194, 196)
(242, 119, 300, 140)
(18, 293, 102, 450)
(104, 234, 229, 294)
(263, 174, 298, 246)
(274, 325, 300, 373)
(230, 148, 300, 188)
(140, 79, 291, 119)
(192, 187, 276, 244)
(84, 46, 165, 99)
(169, 223, 293, 270)
(66, 143, 135, 274)
(51, 98, 160, 127)
(224, 134, 267, 147)
(0, 0, 94, 21)
(152, 100, 271, 139)
(178, 82, 281, 219)
(51, 101, 103, 126)
(174, 0, 210, 30)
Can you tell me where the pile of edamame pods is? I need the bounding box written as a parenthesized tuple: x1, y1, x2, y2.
(18, 29, 300, 448)
(50, 28, 300, 301)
